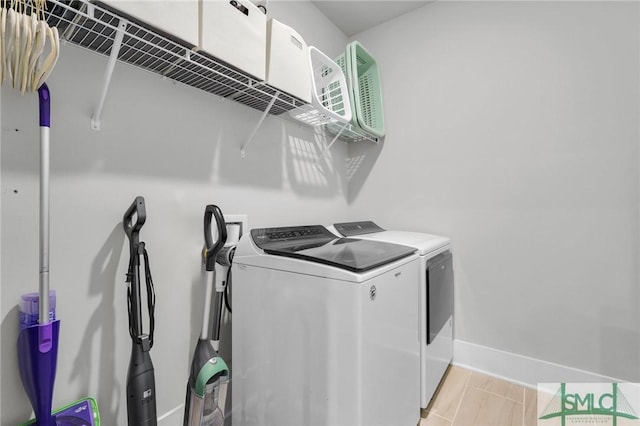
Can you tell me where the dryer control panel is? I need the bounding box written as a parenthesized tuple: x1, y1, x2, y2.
(334, 221, 385, 237)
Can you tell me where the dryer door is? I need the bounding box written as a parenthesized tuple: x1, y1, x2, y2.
(426, 251, 454, 344)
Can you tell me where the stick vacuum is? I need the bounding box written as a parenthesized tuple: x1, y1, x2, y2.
(123, 196, 157, 426)
(184, 205, 230, 426)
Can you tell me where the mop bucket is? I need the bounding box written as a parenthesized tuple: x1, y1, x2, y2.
(17, 321, 61, 426)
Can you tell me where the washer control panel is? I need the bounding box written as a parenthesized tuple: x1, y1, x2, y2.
(251, 225, 335, 249)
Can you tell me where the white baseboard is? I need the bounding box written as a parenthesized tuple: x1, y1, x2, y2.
(158, 404, 184, 426)
(453, 339, 624, 388)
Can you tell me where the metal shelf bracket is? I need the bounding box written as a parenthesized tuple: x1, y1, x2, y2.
(90, 19, 128, 131)
(240, 91, 280, 158)
(313, 122, 349, 168)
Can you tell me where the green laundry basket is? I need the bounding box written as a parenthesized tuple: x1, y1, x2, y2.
(335, 41, 385, 138)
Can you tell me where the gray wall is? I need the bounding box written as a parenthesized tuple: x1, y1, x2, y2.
(2, 1, 639, 424)
(0, 2, 350, 424)
(348, 1, 640, 381)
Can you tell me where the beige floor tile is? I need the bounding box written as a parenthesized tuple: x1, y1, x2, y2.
(524, 387, 538, 426)
(453, 386, 523, 426)
(427, 365, 472, 421)
(420, 411, 452, 426)
(467, 371, 525, 403)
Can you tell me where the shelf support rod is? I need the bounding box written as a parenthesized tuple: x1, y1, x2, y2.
(240, 91, 279, 158)
(313, 122, 349, 168)
(91, 19, 128, 131)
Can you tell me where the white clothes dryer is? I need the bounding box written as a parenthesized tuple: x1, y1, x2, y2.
(330, 221, 453, 409)
(231, 225, 421, 426)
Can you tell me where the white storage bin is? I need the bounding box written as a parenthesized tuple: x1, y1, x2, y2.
(201, 0, 267, 81)
(102, 0, 199, 47)
(266, 19, 311, 103)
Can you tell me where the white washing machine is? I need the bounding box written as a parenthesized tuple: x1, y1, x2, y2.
(231, 225, 421, 426)
(330, 222, 453, 409)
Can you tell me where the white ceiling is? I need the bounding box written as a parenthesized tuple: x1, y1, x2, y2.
(310, 1, 432, 37)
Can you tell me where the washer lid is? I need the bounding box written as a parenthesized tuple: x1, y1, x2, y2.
(251, 225, 416, 273)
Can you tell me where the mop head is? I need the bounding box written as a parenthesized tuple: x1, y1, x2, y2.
(21, 397, 100, 426)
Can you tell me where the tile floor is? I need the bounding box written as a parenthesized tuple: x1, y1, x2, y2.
(420, 365, 537, 426)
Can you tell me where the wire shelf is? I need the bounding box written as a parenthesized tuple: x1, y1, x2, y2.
(45, 0, 304, 115)
(43, 0, 379, 143)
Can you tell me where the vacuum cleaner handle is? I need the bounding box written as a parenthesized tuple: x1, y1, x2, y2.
(203, 205, 227, 271)
(123, 196, 146, 244)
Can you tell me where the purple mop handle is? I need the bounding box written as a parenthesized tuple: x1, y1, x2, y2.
(37, 83, 52, 352)
(38, 83, 50, 128)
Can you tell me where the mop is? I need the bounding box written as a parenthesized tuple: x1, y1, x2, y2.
(183, 205, 230, 426)
(5, 0, 98, 422)
(16, 85, 100, 425)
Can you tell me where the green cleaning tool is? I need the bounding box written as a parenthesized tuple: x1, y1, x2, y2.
(183, 205, 230, 426)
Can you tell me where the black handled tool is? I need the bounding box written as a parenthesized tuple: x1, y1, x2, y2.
(203, 205, 227, 272)
(184, 205, 230, 426)
(123, 196, 157, 426)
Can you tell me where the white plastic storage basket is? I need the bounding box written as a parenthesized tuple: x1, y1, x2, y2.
(266, 19, 311, 103)
(289, 46, 352, 126)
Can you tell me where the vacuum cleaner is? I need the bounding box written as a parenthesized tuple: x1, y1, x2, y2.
(183, 205, 231, 426)
(123, 196, 157, 426)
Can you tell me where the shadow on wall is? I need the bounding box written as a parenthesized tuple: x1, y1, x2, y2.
(215, 118, 350, 199)
(1, 82, 352, 199)
(1, 43, 368, 199)
(0, 226, 124, 423)
(1, 306, 32, 424)
(69, 224, 125, 421)
(346, 138, 385, 204)
(0, 44, 345, 196)
(216, 117, 284, 189)
(0, 78, 224, 183)
(286, 124, 344, 198)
